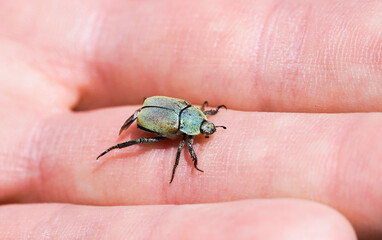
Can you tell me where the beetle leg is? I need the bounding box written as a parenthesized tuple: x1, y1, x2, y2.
(170, 134, 187, 183)
(203, 105, 227, 116)
(201, 101, 208, 111)
(119, 109, 141, 136)
(187, 136, 204, 173)
(96, 137, 166, 159)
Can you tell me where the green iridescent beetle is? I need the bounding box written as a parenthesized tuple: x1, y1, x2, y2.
(97, 96, 226, 183)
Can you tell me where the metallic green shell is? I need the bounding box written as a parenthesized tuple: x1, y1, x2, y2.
(137, 107, 179, 136)
(179, 106, 207, 135)
(136, 96, 207, 137)
(143, 96, 190, 112)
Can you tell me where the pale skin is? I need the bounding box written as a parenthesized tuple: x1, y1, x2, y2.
(0, 0, 381, 239)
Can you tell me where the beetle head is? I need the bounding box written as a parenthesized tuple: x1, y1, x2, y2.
(200, 120, 216, 137)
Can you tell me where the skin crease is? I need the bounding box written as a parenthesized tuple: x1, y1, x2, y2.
(0, 0, 381, 239)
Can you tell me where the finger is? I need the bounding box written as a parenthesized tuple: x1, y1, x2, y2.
(1, 0, 381, 112)
(0, 199, 356, 240)
(1, 107, 380, 237)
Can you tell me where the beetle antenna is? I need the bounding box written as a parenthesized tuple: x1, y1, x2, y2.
(216, 125, 227, 129)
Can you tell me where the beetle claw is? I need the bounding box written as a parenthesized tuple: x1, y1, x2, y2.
(119, 109, 141, 135)
(194, 165, 204, 173)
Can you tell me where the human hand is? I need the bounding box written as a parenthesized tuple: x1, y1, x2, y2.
(0, 0, 381, 239)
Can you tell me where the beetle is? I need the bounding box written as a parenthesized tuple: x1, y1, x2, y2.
(96, 96, 226, 183)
